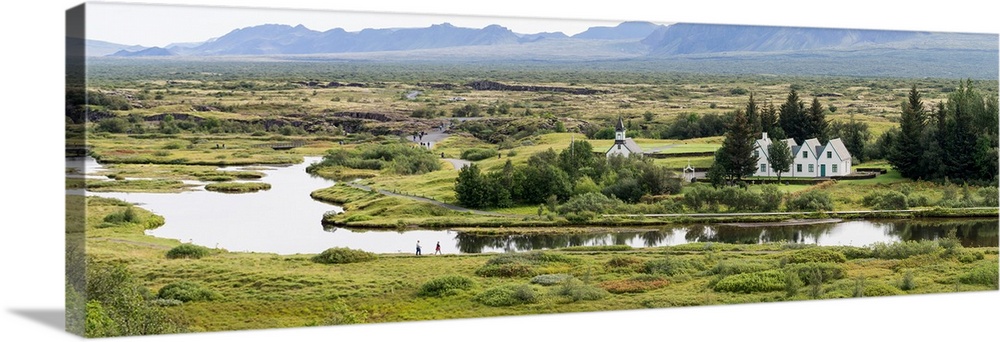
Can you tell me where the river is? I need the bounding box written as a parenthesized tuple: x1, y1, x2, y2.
(75, 157, 998, 255)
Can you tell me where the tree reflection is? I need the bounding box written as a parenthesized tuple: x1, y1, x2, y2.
(454, 229, 679, 253)
(883, 219, 998, 247)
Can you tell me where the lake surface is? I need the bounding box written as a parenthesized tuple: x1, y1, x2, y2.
(77, 157, 998, 255)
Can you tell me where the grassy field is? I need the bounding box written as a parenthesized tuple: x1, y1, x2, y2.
(81, 197, 999, 335)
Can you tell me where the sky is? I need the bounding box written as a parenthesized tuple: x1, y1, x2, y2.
(87, 2, 621, 47)
(1, 1, 999, 342)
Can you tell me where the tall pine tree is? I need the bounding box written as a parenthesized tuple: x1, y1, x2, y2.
(720, 108, 759, 182)
(779, 89, 807, 144)
(807, 97, 829, 143)
(745, 92, 761, 135)
(760, 100, 779, 137)
(888, 85, 926, 179)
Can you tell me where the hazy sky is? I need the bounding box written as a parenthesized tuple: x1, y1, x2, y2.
(86, 2, 624, 46)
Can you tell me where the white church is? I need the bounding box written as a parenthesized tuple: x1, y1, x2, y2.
(752, 132, 853, 178)
(606, 116, 643, 158)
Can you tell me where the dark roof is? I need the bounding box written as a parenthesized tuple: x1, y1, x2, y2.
(615, 116, 625, 131)
(606, 138, 644, 155)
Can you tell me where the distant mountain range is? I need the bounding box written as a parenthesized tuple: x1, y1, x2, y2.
(85, 21, 998, 78)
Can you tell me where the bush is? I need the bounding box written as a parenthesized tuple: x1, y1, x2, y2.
(861, 190, 909, 210)
(958, 261, 999, 288)
(530, 274, 573, 286)
(785, 262, 846, 284)
(786, 248, 847, 264)
(474, 284, 537, 307)
(461, 148, 499, 161)
(560, 245, 632, 252)
(165, 244, 211, 259)
(599, 276, 670, 294)
(103, 207, 140, 224)
(707, 260, 777, 276)
(157, 281, 221, 302)
(713, 270, 786, 293)
(643, 255, 699, 276)
(475, 263, 536, 278)
(899, 271, 917, 291)
(605, 256, 645, 272)
(861, 281, 905, 297)
(311, 247, 377, 264)
(552, 278, 608, 301)
(830, 246, 873, 259)
(558, 192, 624, 215)
(418, 275, 475, 297)
(204, 182, 271, 193)
(719, 186, 765, 212)
(868, 240, 941, 259)
(785, 190, 834, 211)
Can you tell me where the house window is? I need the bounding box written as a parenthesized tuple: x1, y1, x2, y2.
(796, 164, 802, 172)
(803, 151, 808, 158)
(827, 151, 832, 158)
(754, 150, 759, 157)
(808, 164, 814, 173)
(760, 164, 767, 172)
(833, 164, 838, 173)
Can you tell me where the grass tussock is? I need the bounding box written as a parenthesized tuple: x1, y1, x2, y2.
(311, 247, 377, 265)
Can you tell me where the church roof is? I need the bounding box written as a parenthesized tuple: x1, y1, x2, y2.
(607, 138, 643, 154)
(615, 116, 625, 131)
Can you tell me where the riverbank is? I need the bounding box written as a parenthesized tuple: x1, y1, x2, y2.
(314, 181, 998, 229)
(78, 195, 1000, 337)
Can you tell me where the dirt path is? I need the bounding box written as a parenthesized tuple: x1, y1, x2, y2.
(443, 158, 471, 170)
(344, 181, 520, 217)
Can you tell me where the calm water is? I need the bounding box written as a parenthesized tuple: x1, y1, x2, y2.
(77, 157, 998, 255)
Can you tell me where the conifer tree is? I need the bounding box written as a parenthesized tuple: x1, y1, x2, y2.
(779, 89, 807, 144)
(719, 108, 759, 182)
(888, 85, 926, 179)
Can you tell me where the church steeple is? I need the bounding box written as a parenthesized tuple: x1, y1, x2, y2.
(615, 116, 626, 143)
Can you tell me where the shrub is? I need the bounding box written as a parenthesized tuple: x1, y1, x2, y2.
(560, 245, 632, 252)
(713, 270, 786, 293)
(558, 192, 624, 215)
(958, 261, 999, 288)
(103, 207, 139, 225)
(786, 248, 847, 264)
(461, 148, 499, 161)
(707, 260, 777, 276)
(311, 247, 377, 264)
(899, 271, 917, 291)
(785, 262, 846, 283)
(475, 263, 535, 278)
(861, 281, 905, 297)
(157, 281, 221, 302)
(204, 182, 271, 193)
(868, 240, 941, 259)
(552, 278, 608, 301)
(530, 274, 572, 286)
(643, 256, 697, 276)
(785, 190, 833, 211)
(861, 190, 908, 210)
(599, 276, 670, 294)
(719, 186, 765, 212)
(474, 284, 537, 307)
(830, 246, 873, 259)
(605, 255, 644, 272)
(165, 244, 211, 259)
(418, 275, 475, 297)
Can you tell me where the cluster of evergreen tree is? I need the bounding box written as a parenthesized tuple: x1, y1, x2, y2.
(710, 89, 877, 185)
(454, 140, 682, 209)
(886, 82, 998, 183)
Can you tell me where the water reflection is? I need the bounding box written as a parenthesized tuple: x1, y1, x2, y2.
(444, 219, 998, 253)
(79, 157, 997, 255)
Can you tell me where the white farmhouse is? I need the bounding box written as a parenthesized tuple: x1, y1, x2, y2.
(752, 132, 852, 178)
(606, 116, 643, 158)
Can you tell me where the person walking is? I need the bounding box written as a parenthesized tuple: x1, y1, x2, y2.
(415, 240, 422, 255)
(434, 241, 442, 255)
